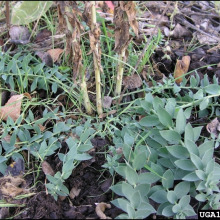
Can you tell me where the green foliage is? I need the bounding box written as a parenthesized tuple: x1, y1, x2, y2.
(103, 73, 220, 218)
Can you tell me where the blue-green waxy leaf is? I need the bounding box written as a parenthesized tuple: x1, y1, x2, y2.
(132, 152, 147, 170)
(193, 89, 203, 100)
(174, 182, 190, 199)
(130, 191, 141, 209)
(182, 172, 200, 181)
(134, 184, 150, 197)
(167, 191, 178, 204)
(115, 165, 138, 186)
(175, 108, 186, 134)
(157, 106, 173, 128)
(195, 170, 206, 180)
(205, 84, 220, 95)
(195, 193, 206, 202)
(138, 172, 161, 184)
(166, 145, 189, 159)
(200, 98, 209, 110)
(111, 182, 134, 200)
(160, 130, 181, 144)
(165, 98, 176, 117)
(185, 139, 199, 156)
(190, 153, 203, 170)
(124, 133, 134, 146)
(139, 115, 160, 127)
(53, 122, 70, 133)
(162, 205, 174, 217)
(162, 169, 174, 189)
(52, 82, 58, 93)
(174, 159, 196, 171)
(198, 141, 214, 158)
(111, 198, 130, 213)
(150, 190, 168, 203)
(184, 123, 194, 141)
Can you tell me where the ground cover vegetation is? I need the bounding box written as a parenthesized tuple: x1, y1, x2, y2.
(0, 1, 220, 219)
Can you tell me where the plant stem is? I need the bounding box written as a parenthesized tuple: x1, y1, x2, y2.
(115, 49, 125, 97)
(91, 1, 103, 115)
(80, 67, 93, 115)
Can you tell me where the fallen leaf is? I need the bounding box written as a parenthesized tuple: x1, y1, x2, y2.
(0, 207, 9, 219)
(169, 23, 192, 38)
(38, 124, 46, 132)
(95, 202, 111, 219)
(23, 92, 32, 100)
(9, 25, 30, 45)
(35, 29, 52, 43)
(47, 48, 64, 63)
(42, 161, 55, 176)
(96, 1, 114, 15)
(197, 33, 218, 45)
(206, 117, 220, 138)
(99, 110, 117, 119)
(174, 56, 191, 84)
(123, 74, 143, 89)
(0, 94, 24, 122)
(0, 175, 28, 198)
(69, 187, 81, 200)
(5, 159, 25, 176)
(102, 96, 112, 108)
(35, 51, 53, 67)
(0, 38, 4, 46)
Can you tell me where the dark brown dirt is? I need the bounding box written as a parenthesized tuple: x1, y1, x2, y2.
(9, 137, 123, 219)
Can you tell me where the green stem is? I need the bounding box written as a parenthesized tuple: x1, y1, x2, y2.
(115, 49, 126, 97)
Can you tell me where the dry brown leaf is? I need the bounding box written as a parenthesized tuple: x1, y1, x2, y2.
(174, 56, 191, 84)
(57, 2, 66, 34)
(82, 2, 92, 27)
(0, 207, 9, 219)
(0, 175, 28, 198)
(9, 26, 30, 45)
(0, 94, 24, 122)
(42, 161, 55, 176)
(169, 23, 192, 39)
(123, 74, 143, 89)
(38, 124, 46, 132)
(35, 29, 52, 43)
(35, 51, 53, 67)
(69, 186, 81, 200)
(120, 1, 138, 36)
(102, 96, 112, 108)
(95, 202, 111, 219)
(206, 118, 220, 138)
(114, 4, 131, 54)
(47, 48, 64, 63)
(23, 92, 32, 100)
(88, 24, 103, 73)
(99, 110, 117, 119)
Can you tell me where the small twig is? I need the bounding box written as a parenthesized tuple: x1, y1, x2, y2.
(132, 1, 171, 75)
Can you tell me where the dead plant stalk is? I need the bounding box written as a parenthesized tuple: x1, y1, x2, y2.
(80, 67, 93, 114)
(91, 1, 103, 115)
